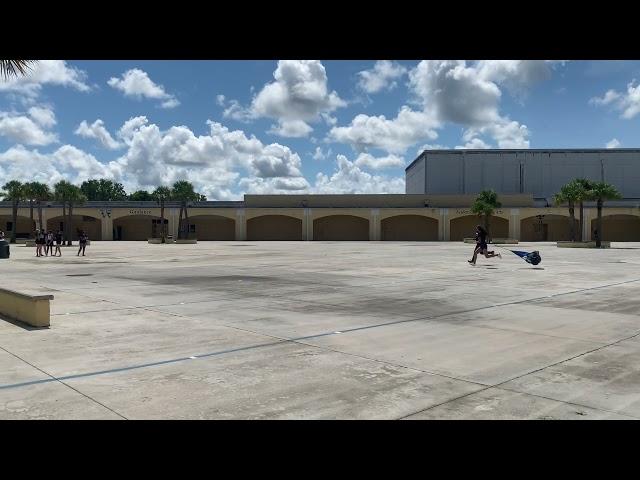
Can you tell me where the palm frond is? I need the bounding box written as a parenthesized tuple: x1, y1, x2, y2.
(0, 60, 37, 80)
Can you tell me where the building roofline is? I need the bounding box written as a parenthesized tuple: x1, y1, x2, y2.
(405, 148, 640, 172)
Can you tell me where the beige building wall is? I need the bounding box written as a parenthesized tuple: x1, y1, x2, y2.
(2, 202, 640, 242)
(0, 214, 33, 237)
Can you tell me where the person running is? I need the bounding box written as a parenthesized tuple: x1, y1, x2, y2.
(45, 230, 54, 256)
(77, 230, 88, 256)
(468, 225, 501, 265)
(54, 229, 63, 257)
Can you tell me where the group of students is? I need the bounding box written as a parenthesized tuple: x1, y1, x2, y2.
(34, 229, 89, 257)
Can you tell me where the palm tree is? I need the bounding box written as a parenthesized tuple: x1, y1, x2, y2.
(589, 182, 622, 248)
(471, 189, 502, 240)
(152, 186, 172, 243)
(0, 60, 36, 80)
(1, 180, 25, 243)
(171, 181, 201, 240)
(54, 181, 86, 245)
(553, 181, 582, 242)
(573, 178, 595, 241)
(31, 182, 52, 233)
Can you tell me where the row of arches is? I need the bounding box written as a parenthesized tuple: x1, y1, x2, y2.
(2, 213, 640, 241)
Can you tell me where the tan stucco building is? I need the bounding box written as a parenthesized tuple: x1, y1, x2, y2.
(2, 193, 639, 241)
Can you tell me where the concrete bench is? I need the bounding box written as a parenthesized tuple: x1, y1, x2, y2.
(557, 241, 611, 248)
(0, 287, 54, 327)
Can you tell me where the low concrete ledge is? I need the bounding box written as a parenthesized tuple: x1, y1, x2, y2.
(0, 287, 54, 327)
(175, 239, 198, 244)
(557, 241, 611, 248)
(147, 238, 176, 244)
(463, 238, 519, 244)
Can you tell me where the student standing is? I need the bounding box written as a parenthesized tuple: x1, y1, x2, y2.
(77, 230, 88, 256)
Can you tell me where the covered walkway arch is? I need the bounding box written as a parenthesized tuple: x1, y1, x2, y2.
(381, 215, 438, 241)
(450, 215, 508, 241)
(112, 215, 161, 240)
(47, 215, 102, 241)
(313, 215, 369, 241)
(189, 215, 235, 240)
(591, 214, 640, 241)
(247, 215, 302, 240)
(520, 214, 577, 241)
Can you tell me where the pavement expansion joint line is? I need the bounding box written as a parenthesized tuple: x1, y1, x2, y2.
(397, 329, 640, 420)
(0, 345, 128, 420)
(2, 275, 638, 413)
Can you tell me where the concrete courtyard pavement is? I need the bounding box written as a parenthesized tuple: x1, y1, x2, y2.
(1, 240, 639, 420)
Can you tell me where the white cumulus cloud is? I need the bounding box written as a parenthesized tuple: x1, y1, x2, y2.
(108, 68, 180, 109)
(606, 138, 621, 149)
(313, 155, 405, 194)
(590, 80, 640, 119)
(0, 110, 58, 146)
(357, 60, 407, 94)
(75, 119, 123, 150)
(0, 60, 90, 98)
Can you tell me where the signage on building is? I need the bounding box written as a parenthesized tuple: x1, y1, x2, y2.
(455, 209, 503, 215)
(129, 209, 153, 215)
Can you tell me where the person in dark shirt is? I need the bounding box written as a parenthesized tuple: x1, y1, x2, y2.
(54, 230, 63, 257)
(468, 225, 501, 265)
(77, 230, 88, 256)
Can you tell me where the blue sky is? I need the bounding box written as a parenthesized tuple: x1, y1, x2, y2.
(1, 60, 639, 199)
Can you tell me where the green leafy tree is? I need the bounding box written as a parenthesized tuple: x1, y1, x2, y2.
(589, 182, 622, 248)
(553, 181, 582, 241)
(171, 181, 202, 239)
(471, 189, 502, 240)
(151, 186, 172, 242)
(129, 190, 154, 201)
(80, 179, 127, 201)
(1, 180, 26, 243)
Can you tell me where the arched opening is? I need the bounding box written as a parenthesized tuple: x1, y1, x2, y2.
(46, 215, 102, 241)
(313, 215, 369, 241)
(112, 215, 161, 241)
(381, 215, 438, 241)
(188, 215, 235, 240)
(247, 215, 302, 240)
(450, 215, 508, 241)
(520, 214, 577, 241)
(0, 215, 33, 238)
(590, 215, 640, 241)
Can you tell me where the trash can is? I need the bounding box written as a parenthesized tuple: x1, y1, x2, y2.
(0, 239, 9, 259)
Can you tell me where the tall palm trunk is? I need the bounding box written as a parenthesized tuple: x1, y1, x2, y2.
(160, 200, 165, 243)
(37, 201, 43, 232)
(62, 203, 66, 241)
(184, 203, 190, 239)
(596, 198, 603, 248)
(67, 203, 74, 246)
(579, 201, 584, 242)
(177, 205, 184, 240)
(29, 199, 35, 238)
(568, 200, 575, 241)
(10, 200, 18, 244)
